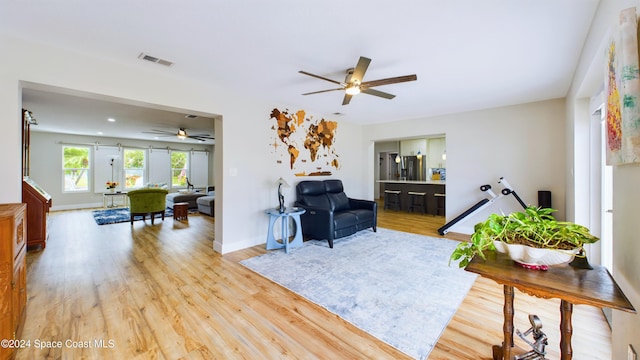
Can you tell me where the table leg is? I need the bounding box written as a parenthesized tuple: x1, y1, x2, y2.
(281, 216, 290, 254)
(266, 215, 281, 250)
(289, 214, 304, 249)
(560, 300, 573, 360)
(494, 285, 515, 360)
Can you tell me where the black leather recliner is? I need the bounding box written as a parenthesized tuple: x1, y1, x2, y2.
(294, 179, 377, 248)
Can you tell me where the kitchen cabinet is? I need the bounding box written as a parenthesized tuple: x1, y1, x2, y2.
(400, 139, 427, 157)
(427, 138, 446, 169)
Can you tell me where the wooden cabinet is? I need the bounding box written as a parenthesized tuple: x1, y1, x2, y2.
(22, 110, 52, 250)
(22, 178, 51, 249)
(0, 204, 28, 360)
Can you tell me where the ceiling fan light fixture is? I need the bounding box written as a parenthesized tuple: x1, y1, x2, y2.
(345, 84, 361, 95)
(299, 56, 416, 105)
(177, 128, 188, 139)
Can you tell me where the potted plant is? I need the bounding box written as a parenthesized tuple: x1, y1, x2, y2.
(106, 181, 119, 193)
(449, 206, 599, 268)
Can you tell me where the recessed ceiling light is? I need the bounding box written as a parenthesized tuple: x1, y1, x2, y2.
(97, 131, 103, 135)
(107, 118, 116, 122)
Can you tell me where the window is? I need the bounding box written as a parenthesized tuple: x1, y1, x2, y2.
(171, 151, 189, 187)
(124, 149, 145, 189)
(63, 146, 90, 192)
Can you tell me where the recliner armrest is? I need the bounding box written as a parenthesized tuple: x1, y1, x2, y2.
(294, 202, 332, 216)
(294, 203, 333, 225)
(348, 198, 377, 211)
(294, 202, 334, 239)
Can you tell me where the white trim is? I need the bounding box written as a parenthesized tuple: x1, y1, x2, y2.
(217, 237, 264, 255)
(51, 202, 103, 211)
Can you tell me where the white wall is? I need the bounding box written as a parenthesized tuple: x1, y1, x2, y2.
(0, 34, 365, 255)
(567, 1, 640, 358)
(28, 132, 213, 210)
(364, 99, 567, 234)
(373, 140, 401, 199)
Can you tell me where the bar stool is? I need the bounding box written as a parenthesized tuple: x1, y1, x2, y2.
(384, 190, 401, 210)
(407, 191, 427, 214)
(434, 193, 446, 216)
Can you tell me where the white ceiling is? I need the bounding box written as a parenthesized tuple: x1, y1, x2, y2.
(21, 88, 217, 145)
(2, 0, 600, 141)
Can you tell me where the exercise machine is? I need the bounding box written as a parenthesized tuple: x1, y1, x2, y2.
(437, 177, 527, 235)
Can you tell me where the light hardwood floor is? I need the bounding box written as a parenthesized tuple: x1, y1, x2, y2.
(16, 204, 611, 359)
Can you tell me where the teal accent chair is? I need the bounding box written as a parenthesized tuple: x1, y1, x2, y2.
(127, 188, 169, 225)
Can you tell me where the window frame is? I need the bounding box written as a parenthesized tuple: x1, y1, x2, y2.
(170, 150, 190, 189)
(62, 145, 91, 193)
(123, 148, 147, 190)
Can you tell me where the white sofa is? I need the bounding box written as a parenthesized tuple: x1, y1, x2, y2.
(197, 187, 215, 216)
(165, 191, 206, 209)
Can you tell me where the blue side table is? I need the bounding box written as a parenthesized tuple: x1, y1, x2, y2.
(265, 207, 306, 254)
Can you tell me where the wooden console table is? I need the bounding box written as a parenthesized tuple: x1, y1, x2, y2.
(465, 251, 636, 360)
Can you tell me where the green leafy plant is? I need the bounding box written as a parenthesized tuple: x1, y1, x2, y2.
(449, 206, 599, 268)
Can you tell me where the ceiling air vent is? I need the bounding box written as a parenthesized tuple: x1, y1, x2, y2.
(138, 52, 174, 67)
(185, 114, 198, 119)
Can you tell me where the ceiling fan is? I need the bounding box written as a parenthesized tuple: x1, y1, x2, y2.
(143, 128, 214, 142)
(299, 56, 417, 105)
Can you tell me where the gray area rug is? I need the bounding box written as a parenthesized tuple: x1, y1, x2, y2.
(240, 228, 477, 359)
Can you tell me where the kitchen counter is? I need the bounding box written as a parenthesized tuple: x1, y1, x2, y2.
(377, 180, 445, 185)
(380, 181, 445, 215)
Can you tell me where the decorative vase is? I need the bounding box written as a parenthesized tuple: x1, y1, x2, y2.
(109, 188, 115, 193)
(493, 241, 580, 267)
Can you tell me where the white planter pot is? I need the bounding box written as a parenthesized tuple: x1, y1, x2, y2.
(493, 241, 580, 266)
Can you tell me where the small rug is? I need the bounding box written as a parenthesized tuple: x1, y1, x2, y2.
(92, 207, 177, 225)
(240, 228, 477, 360)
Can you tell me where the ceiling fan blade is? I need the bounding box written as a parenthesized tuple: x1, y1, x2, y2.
(298, 71, 342, 85)
(342, 94, 353, 105)
(143, 129, 174, 134)
(351, 56, 371, 83)
(189, 135, 214, 141)
(361, 88, 396, 99)
(361, 74, 417, 88)
(302, 88, 345, 95)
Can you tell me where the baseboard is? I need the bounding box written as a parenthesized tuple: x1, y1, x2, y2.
(52, 202, 103, 211)
(217, 237, 264, 255)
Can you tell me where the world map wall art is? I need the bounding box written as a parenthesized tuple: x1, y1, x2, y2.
(269, 108, 340, 176)
(605, 7, 640, 165)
